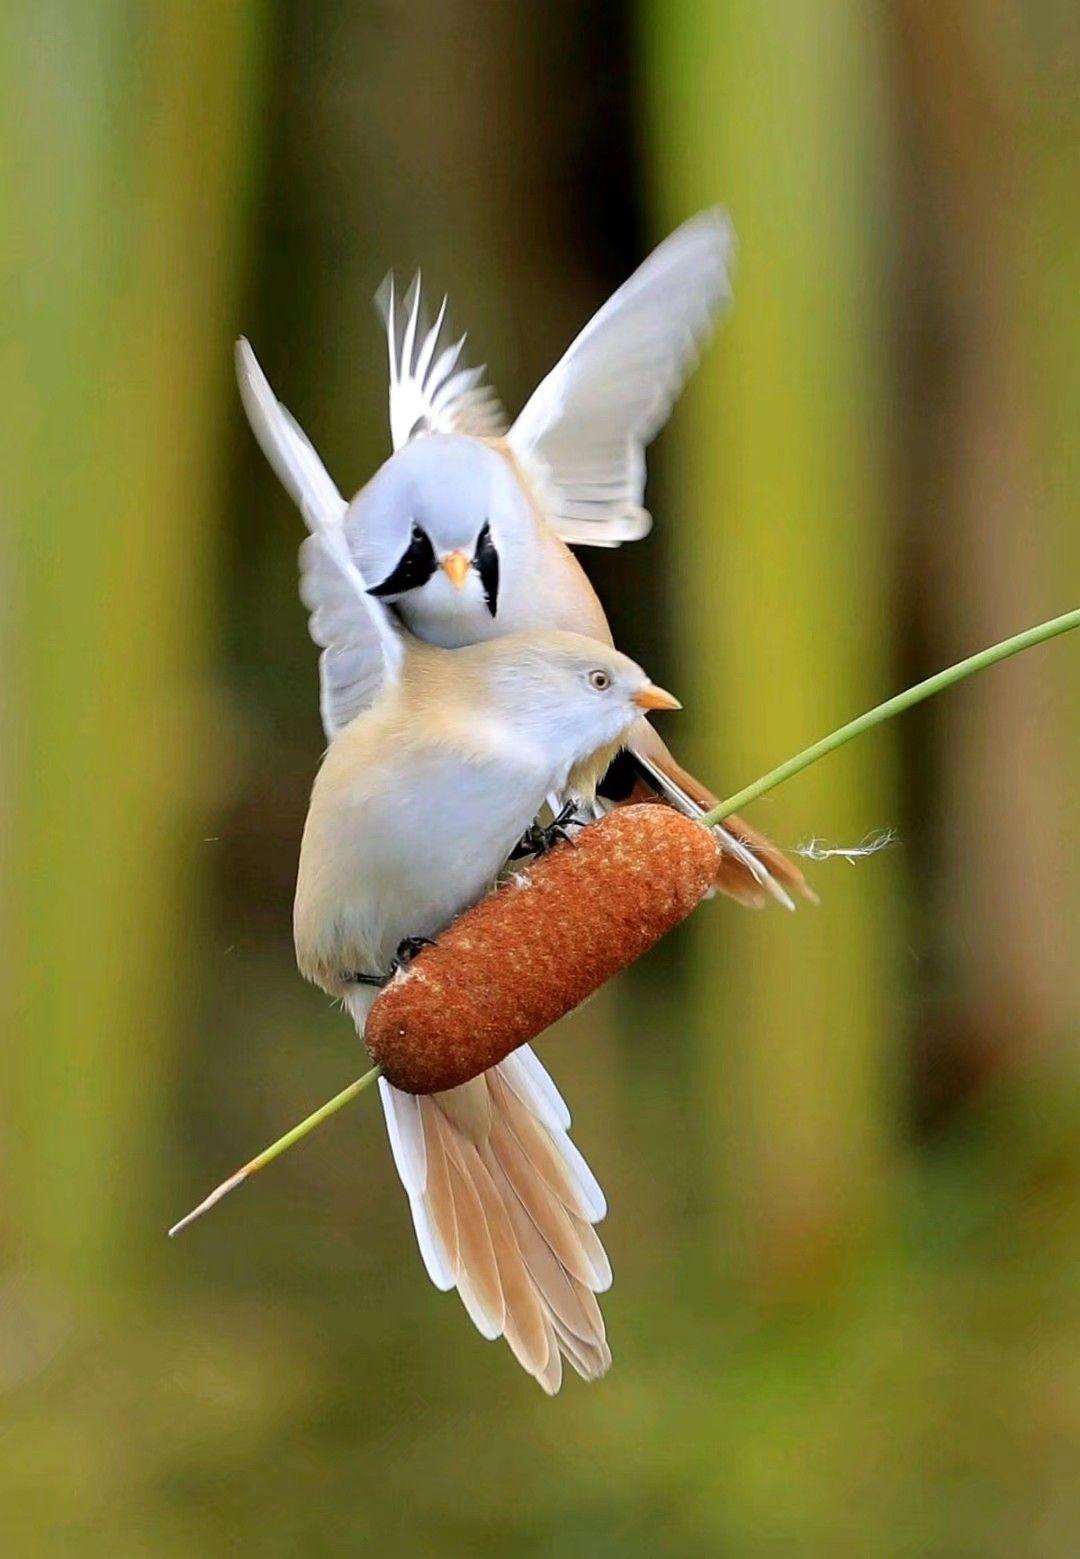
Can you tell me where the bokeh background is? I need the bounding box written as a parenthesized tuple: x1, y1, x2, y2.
(3, 3, 1078, 1554)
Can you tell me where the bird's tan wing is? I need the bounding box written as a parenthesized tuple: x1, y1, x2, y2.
(236, 338, 402, 737)
(377, 275, 506, 451)
(507, 210, 735, 547)
(379, 1047, 611, 1393)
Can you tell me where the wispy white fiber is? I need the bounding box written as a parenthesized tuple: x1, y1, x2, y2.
(794, 828, 898, 864)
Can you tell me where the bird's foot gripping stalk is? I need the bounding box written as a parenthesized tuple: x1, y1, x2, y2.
(394, 935, 436, 967)
(346, 936, 436, 988)
(509, 802, 583, 860)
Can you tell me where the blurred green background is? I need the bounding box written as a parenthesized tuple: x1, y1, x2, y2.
(3, 3, 1078, 1554)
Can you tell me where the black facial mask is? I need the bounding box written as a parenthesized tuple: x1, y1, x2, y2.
(367, 522, 438, 597)
(474, 520, 499, 617)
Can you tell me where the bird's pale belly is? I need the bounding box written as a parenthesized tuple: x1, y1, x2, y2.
(342, 762, 548, 973)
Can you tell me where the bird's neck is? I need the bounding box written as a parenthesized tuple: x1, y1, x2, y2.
(566, 738, 622, 807)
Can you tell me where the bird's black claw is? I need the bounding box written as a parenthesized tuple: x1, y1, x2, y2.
(394, 935, 436, 966)
(510, 803, 583, 859)
(508, 827, 543, 861)
(344, 936, 434, 987)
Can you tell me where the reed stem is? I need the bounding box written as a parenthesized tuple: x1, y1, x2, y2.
(168, 1064, 382, 1236)
(701, 607, 1080, 827)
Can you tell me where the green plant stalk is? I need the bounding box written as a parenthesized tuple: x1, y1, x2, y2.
(168, 1064, 382, 1236)
(700, 607, 1080, 827)
(169, 606, 1079, 1237)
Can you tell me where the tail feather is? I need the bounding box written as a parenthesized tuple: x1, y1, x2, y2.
(466, 1139, 550, 1376)
(569, 1210, 613, 1292)
(379, 1079, 427, 1195)
(409, 1194, 456, 1291)
(487, 1115, 599, 1289)
(379, 1044, 610, 1392)
(537, 1323, 563, 1395)
(490, 1074, 601, 1225)
(483, 1146, 602, 1344)
(440, 1130, 505, 1335)
(552, 1309, 611, 1378)
(499, 1047, 571, 1132)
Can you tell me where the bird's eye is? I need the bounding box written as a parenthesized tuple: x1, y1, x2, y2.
(588, 669, 612, 691)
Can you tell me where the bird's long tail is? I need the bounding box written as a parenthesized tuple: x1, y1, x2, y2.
(378, 1046, 611, 1394)
(613, 720, 816, 911)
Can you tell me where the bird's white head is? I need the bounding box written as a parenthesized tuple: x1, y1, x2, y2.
(474, 630, 680, 789)
(346, 435, 533, 647)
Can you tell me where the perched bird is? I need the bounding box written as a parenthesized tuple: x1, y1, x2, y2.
(290, 518, 679, 1391)
(237, 207, 812, 909)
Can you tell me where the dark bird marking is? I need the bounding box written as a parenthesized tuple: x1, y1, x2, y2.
(474, 519, 500, 616)
(367, 522, 438, 597)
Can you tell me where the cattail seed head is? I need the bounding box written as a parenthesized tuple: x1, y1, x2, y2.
(365, 805, 721, 1093)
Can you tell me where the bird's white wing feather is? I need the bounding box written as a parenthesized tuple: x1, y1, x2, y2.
(508, 209, 736, 547)
(236, 337, 402, 737)
(296, 534, 391, 738)
(376, 274, 506, 451)
(235, 337, 348, 531)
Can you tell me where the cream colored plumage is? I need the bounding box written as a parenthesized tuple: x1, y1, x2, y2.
(236, 208, 811, 910)
(285, 509, 677, 1390)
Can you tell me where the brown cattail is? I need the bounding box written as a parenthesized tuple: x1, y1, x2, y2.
(365, 804, 721, 1093)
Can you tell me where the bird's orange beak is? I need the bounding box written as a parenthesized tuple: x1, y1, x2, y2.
(440, 551, 471, 589)
(633, 684, 682, 712)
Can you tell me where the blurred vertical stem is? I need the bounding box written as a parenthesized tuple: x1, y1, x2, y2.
(895, 3, 1078, 1102)
(640, 5, 896, 1289)
(0, 2, 268, 1285)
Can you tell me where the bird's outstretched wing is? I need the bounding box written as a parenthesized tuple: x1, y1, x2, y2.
(376, 274, 506, 452)
(508, 209, 736, 547)
(236, 338, 402, 737)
